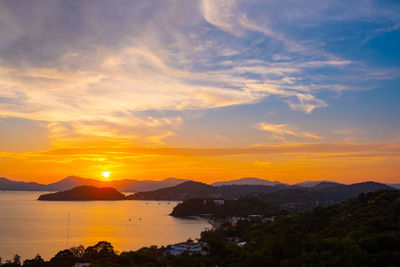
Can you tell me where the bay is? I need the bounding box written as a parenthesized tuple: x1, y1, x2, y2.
(0, 191, 210, 260)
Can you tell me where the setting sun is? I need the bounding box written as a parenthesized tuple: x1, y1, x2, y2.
(102, 172, 111, 178)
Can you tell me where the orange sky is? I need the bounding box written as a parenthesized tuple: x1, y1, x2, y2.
(1, 140, 399, 184)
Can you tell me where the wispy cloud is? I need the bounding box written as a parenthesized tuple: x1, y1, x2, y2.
(0, 0, 399, 150)
(254, 122, 322, 140)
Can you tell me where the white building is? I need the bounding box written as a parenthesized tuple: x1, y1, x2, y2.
(213, 199, 225, 205)
(165, 241, 208, 256)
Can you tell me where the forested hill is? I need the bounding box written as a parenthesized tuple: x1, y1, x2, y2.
(211, 190, 400, 266)
(257, 181, 395, 208)
(128, 180, 395, 209)
(127, 181, 221, 200)
(38, 186, 126, 201)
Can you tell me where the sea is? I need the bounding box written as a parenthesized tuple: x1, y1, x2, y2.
(0, 191, 211, 261)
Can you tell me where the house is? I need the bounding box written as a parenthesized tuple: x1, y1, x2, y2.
(237, 241, 246, 247)
(165, 240, 208, 256)
(262, 216, 276, 223)
(213, 199, 224, 205)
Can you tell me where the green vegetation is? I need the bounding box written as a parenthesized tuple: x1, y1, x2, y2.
(171, 197, 285, 218)
(3, 190, 400, 266)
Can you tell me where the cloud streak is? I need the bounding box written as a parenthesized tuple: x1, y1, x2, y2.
(0, 0, 395, 128)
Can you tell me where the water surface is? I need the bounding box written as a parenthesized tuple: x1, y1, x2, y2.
(0, 191, 210, 260)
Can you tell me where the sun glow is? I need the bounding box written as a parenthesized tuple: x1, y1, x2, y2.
(102, 172, 111, 178)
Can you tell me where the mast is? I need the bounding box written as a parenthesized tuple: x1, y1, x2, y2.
(66, 212, 70, 249)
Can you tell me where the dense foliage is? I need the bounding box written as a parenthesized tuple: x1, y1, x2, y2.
(171, 197, 285, 218)
(2, 190, 399, 266)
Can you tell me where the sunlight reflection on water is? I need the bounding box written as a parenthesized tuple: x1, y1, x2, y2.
(0, 191, 210, 260)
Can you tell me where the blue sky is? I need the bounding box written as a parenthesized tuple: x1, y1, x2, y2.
(0, 0, 399, 182)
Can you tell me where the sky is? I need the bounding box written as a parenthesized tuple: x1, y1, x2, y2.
(0, 0, 399, 184)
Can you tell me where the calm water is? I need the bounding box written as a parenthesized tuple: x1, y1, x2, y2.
(0, 191, 211, 260)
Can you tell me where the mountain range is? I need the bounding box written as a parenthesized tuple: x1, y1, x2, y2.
(0, 176, 188, 192)
(294, 180, 342, 187)
(1, 176, 398, 193)
(212, 177, 285, 187)
(128, 180, 396, 206)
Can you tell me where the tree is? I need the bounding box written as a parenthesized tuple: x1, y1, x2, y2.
(13, 255, 21, 266)
(83, 241, 116, 262)
(22, 254, 46, 267)
(50, 249, 76, 267)
(69, 245, 85, 258)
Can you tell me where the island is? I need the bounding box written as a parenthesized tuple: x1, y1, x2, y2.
(38, 186, 127, 201)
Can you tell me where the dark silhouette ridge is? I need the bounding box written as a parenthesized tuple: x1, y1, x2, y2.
(1, 176, 188, 192)
(212, 177, 285, 186)
(38, 186, 126, 201)
(127, 180, 396, 205)
(127, 181, 221, 200)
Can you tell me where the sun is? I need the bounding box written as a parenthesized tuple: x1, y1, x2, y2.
(102, 172, 111, 178)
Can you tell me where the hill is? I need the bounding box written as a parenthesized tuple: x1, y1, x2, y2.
(127, 180, 395, 206)
(258, 181, 396, 208)
(128, 181, 221, 200)
(212, 177, 284, 186)
(38, 186, 127, 201)
(312, 181, 394, 202)
(202, 189, 400, 266)
(46, 176, 104, 191)
(47, 176, 188, 192)
(1, 176, 188, 192)
(294, 180, 341, 187)
(219, 184, 289, 199)
(0, 177, 49, 191)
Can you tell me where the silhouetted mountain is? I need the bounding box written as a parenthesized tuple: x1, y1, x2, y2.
(1, 176, 188, 192)
(114, 177, 189, 192)
(46, 176, 104, 191)
(47, 176, 189, 192)
(313, 181, 395, 203)
(311, 181, 343, 189)
(219, 184, 289, 199)
(294, 180, 341, 187)
(128, 181, 221, 200)
(0, 177, 49, 191)
(38, 186, 126, 201)
(127, 180, 396, 210)
(212, 177, 285, 186)
(258, 181, 396, 208)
